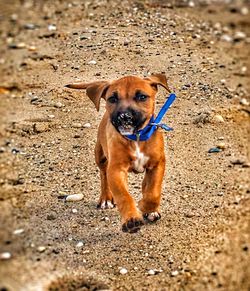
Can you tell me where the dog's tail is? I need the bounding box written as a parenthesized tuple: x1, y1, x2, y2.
(64, 83, 88, 89)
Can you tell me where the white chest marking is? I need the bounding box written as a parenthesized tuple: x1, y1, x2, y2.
(133, 142, 149, 173)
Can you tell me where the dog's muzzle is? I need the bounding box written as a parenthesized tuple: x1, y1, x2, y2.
(111, 108, 146, 136)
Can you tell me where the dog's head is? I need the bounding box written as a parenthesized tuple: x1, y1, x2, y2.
(65, 74, 170, 135)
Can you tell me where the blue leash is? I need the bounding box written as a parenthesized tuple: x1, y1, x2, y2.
(125, 93, 176, 141)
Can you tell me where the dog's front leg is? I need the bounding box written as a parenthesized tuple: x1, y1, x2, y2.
(107, 163, 144, 233)
(139, 157, 165, 222)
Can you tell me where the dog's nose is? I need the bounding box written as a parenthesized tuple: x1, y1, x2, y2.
(117, 111, 133, 124)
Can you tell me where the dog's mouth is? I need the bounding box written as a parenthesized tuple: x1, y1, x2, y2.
(118, 125, 135, 136)
(111, 108, 146, 136)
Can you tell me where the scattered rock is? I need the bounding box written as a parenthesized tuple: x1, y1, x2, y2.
(216, 142, 226, 150)
(241, 7, 249, 16)
(119, 268, 128, 275)
(212, 114, 224, 123)
(13, 229, 24, 235)
(171, 270, 179, 277)
(72, 208, 78, 213)
(83, 123, 91, 128)
(88, 60, 97, 65)
(72, 122, 82, 128)
(37, 246, 46, 252)
(147, 268, 163, 275)
(221, 35, 232, 42)
(147, 269, 156, 275)
(65, 194, 84, 202)
(193, 111, 211, 125)
(34, 123, 49, 133)
(8, 42, 26, 49)
(23, 23, 38, 30)
(234, 31, 246, 41)
(47, 213, 57, 220)
(48, 24, 57, 31)
(0, 252, 12, 260)
(76, 241, 84, 247)
(54, 102, 64, 108)
(240, 98, 249, 106)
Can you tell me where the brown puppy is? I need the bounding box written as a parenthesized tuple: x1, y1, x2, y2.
(65, 74, 170, 233)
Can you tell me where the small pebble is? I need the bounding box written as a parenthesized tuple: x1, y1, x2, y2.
(13, 229, 24, 235)
(72, 208, 78, 213)
(213, 115, 224, 123)
(0, 252, 12, 260)
(83, 123, 91, 128)
(240, 66, 247, 75)
(65, 193, 84, 202)
(148, 269, 156, 275)
(76, 241, 84, 247)
(216, 142, 226, 150)
(88, 60, 97, 65)
(28, 45, 37, 51)
(119, 268, 128, 275)
(171, 270, 179, 277)
(241, 7, 249, 15)
(72, 122, 82, 128)
(34, 123, 49, 133)
(8, 42, 26, 49)
(234, 31, 246, 41)
(240, 98, 249, 106)
(221, 35, 232, 42)
(24, 23, 36, 30)
(54, 102, 63, 108)
(48, 24, 57, 31)
(37, 246, 46, 252)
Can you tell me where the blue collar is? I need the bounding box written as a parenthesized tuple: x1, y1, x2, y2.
(124, 93, 176, 142)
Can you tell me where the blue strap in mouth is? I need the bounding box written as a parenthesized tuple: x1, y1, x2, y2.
(124, 93, 176, 142)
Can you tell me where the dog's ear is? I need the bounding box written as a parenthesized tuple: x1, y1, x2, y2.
(144, 74, 171, 92)
(65, 81, 110, 111)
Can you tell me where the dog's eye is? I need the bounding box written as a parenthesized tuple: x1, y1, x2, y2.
(135, 93, 148, 102)
(108, 95, 118, 104)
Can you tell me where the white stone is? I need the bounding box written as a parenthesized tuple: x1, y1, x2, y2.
(88, 60, 97, 65)
(76, 241, 84, 247)
(13, 229, 24, 235)
(119, 268, 128, 275)
(48, 24, 57, 31)
(235, 31, 246, 40)
(65, 194, 84, 202)
(241, 7, 249, 15)
(83, 123, 91, 128)
(213, 115, 224, 123)
(148, 269, 156, 275)
(240, 98, 249, 106)
(171, 270, 179, 276)
(221, 35, 232, 42)
(0, 252, 11, 260)
(37, 246, 46, 252)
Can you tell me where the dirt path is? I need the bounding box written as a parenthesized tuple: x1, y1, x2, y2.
(0, 1, 250, 290)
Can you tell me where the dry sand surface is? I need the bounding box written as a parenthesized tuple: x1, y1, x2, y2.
(0, 0, 250, 290)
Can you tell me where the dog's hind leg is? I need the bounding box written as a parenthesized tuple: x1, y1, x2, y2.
(95, 141, 115, 209)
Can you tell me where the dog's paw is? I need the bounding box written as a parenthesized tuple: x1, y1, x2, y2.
(122, 217, 144, 233)
(143, 212, 161, 223)
(97, 200, 115, 209)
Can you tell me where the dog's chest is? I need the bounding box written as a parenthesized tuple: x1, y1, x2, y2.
(132, 143, 149, 173)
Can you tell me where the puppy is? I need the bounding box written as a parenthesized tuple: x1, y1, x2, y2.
(66, 74, 171, 233)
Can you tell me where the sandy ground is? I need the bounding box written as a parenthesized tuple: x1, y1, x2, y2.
(0, 0, 250, 290)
